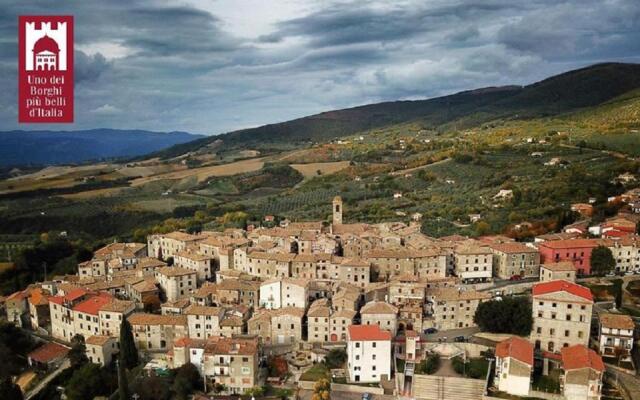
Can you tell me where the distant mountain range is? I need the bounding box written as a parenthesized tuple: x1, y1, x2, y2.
(0, 129, 203, 166)
(4, 63, 640, 167)
(149, 62, 640, 159)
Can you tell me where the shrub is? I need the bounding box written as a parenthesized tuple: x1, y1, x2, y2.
(416, 354, 440, 375)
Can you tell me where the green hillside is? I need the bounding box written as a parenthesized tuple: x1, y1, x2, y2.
(2, 62, 640, 243)
(150, 63, 640, 159)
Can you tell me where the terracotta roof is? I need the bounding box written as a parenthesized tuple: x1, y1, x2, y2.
(454, 243, 493, 255)
(162, 231, 202, 242)
(495, 337, 534, 366)
(331, 309, 356, 320)
(174, 337, 208, 348)
(100, 299, 134, 313)
(490, 242, 538, 254)
(271, 307, 306, 318)
(536, 232, 580, 241)
(185, 305, 222, 316)
(132, 279, 158, 293)
(600, 313, 635, 330)
(532, 280, 593, 302)
(65, 288, 88, 301)
(128, 313, 187, 326)
(348, 324, 392, 341)
(136, 258, 167, 269)
(561, 345, 604, 372)
(248, 251, 294, 262)
(361, 301, 398, 315)
(539, 239, 600, 249)
(175, 250, 213, 262)
(207, 337, 258, 356)
(28, 342, 69, 364)
(541, 262, 575, 272)
(29, 288, 50, 306)
(340, 258, 370, 268)
(156, 266, 196, 277)
(94, 242, 146, 257)
(72, 293, 113, 315)
(85, 335, 114, 346)
(308, 303, 331, 318)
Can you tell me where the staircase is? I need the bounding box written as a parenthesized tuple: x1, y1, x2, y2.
(411, 375, 485, 400)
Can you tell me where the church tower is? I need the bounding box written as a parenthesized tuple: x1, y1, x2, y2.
(332, 196, 343, 225)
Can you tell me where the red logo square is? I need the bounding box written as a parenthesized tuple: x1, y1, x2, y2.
(18, 16, 74, 123)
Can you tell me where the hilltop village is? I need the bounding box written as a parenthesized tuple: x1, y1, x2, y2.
(5, 192, 640, 400)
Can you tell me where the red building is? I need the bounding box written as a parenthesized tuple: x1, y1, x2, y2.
(538, 239, 600, 275)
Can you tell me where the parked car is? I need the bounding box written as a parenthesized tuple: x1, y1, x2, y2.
(625, 270, 635, 276)
(509, 275, 522, 281)
(425, 328, 438, 334)
(362, 393, 372, 400)
(606, 271, 616, 277)
(454, 335, 466, 342)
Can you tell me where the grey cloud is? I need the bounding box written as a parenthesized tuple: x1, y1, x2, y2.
(0, 0, 638, 134)
(75, 51, 110, 84)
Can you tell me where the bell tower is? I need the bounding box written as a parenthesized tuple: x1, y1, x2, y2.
(332, 196, 343, 225)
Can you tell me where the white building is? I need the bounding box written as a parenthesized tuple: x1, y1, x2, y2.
(347, 324, 391, 383)
(530, 280, 593, 353)
(598, 313, 634, 361)
(85, 335, 118, 366)
(561, 345, 604, 400)
(494, 337, 534, 397)
(259, 278, 308, 309)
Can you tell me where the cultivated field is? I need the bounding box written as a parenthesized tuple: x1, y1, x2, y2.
(130, 157, 266, 186)
(290, 161, 350, 178)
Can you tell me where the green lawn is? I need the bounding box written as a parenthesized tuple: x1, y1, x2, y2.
(300, 363, 330, 381)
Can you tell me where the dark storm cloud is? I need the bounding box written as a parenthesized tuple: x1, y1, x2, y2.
(0, 0, 638, 134)
(75, 51, 110, 84)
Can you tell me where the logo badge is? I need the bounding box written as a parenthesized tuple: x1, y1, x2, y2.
(19, 16, 74, 123)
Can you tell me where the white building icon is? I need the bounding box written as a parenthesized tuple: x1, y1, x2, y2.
(25, 21, 67, 71)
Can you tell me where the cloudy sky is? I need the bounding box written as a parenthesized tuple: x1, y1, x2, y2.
(1, 0, 639, 135)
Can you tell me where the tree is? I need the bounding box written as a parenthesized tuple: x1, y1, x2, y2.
(212, 383, 227, 394)
(68, 334, 88, 367)
(172, 363, 202, 400)
(474, 296, 533, 336)
(324, 348, 347, 369)
(118, 359, 130, 400)
(0, 377, 23, 400)
(267, 355, 288, 377)
(119, 318, 139, 369)
(65, 363, 110, 400)
(186, 220, 203, 234)
(130, 375, 172, 400)
(591, 245, 616, 275)
(312, 378, 330, 400)
(474, 221, 491, 236)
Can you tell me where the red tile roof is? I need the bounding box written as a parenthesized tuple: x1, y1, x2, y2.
(348, 324, 392, 341)
(561, 345, 604, 372)
(539, 239, 599, 249)
(72, 293, 113, 315)
(532, 280, 593, 302)
(28, 342, 69, 364)
(65, 288, 88, 302)
(495, 337, 534, 366)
